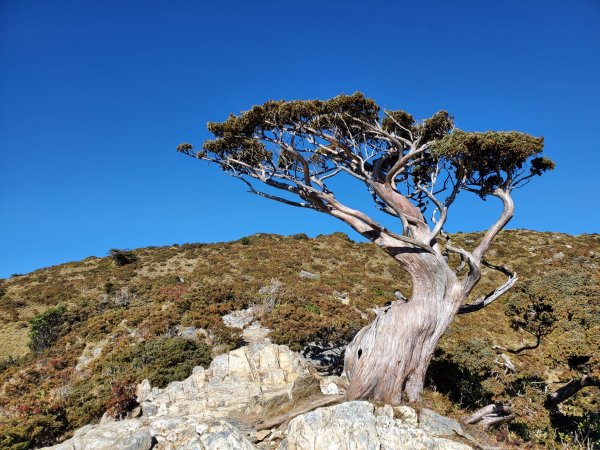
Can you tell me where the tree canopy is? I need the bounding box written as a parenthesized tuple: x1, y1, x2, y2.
(178, 92, 553, 247)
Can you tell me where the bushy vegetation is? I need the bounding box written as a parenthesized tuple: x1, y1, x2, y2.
(108, 248, 138, 266)
(0, 231, 598, 448)
(27, 306, 66, 353)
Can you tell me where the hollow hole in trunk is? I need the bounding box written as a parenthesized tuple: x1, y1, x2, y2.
(357, 348, 362, 359)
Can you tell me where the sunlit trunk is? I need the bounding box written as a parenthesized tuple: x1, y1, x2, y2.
(344, 254, 463, 403)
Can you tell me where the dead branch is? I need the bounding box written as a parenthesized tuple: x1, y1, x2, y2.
(463, 403, 514, 429)
(254, 395, 344, 431)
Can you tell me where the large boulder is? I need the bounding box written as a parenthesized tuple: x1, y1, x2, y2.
(278, 401, 472, 450)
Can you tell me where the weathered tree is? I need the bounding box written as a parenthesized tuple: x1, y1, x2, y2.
(177, 92, 554, 403)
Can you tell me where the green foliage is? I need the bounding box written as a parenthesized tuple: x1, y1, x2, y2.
(179, 92, 553, 213)
(291, 233, 309, 240)
(432, 130, 551, 196)
(27, 306, 66, 353)
(0, 355, 21, 373)
(200, 92, 381, 166)
(239, 236, 251, 245)
(372, 287, 385, 296)
(117, 336, 211, 387)
(104, 281, 115, 294)
(0, 405, 67, 450)
(304, 301, 321, 314)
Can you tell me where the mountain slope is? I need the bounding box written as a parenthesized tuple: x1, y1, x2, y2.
(0, 230, 598, 448)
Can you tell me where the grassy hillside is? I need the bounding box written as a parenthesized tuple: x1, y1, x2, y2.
(0, 230, 598, 449)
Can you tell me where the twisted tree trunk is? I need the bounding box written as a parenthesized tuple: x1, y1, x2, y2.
(344, 253, 463, 403)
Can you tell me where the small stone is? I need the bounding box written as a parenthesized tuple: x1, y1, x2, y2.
(419, 408, 463, 437)
(333, 291, 350, 305)
(299, 270, 320, 280)
(256, 429, 271, 441)
(553, 252, 565, 260)
(223, 308, 255, 329)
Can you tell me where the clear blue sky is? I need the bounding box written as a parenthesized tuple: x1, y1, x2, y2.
(1, 0, 599, 278)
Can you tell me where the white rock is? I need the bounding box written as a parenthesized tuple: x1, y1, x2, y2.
(138, 343, 309, 419)
(321, 382, 339, 395)
(394, 405, 418, 426)
(222, 308, 255, 329)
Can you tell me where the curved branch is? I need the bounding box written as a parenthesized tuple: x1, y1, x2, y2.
(463, 403, 514, 429)
(458, 262, 517, 314)
(472, 189, 514, 262)
(417, 183, 447, 245)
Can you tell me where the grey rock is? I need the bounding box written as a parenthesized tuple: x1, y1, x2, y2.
(75, 340, 108, 372)
(278, 401, 471, 450)
(112, 429, 153, 450)
(258, 279, 283, 298)
(419, 408, 463, 437)
(299, 270, 320, 280)
(44, 417, 256, 450)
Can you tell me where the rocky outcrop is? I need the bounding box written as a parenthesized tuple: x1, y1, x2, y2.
(137, 342, 310, 419)
(47, 417, 256, 450)
(44, 344, 476, 450)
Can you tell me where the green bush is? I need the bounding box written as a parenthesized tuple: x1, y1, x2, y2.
(291, 233, 309, 240)
(65, 336, 212, 430)
(124, 336, 211, 387)
(427, 338, 497, 408)
(28, 306, 66, 353)
(109, 249, 138, 266)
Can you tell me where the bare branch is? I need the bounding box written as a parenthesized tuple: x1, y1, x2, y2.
(235, 176, 316, 210)
(545, 376, 599, 409)
(463, 403, 514, 429)
(472, 189, 515, 262)
(417, 183, 447, 245)
(458, 261, 517, 314)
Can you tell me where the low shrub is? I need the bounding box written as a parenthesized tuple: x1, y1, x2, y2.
(28, 306, 66, 353)
(109, 249, 138, 266)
